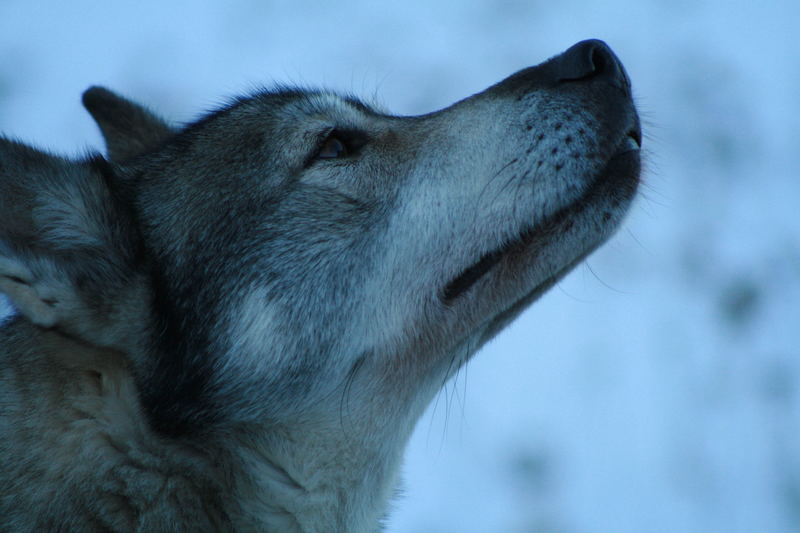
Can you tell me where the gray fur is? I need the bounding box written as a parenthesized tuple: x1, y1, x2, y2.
(0, 40, 641, 532)
(82, 86, 176, 161)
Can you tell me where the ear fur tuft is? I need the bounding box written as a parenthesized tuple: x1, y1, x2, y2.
(0, 138, 144, 344)
(82, 86, 175, 162)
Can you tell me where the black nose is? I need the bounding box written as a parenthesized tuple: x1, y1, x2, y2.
(553, 39, 631, 92)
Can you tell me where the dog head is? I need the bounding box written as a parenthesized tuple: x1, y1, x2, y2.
(0, 41, 640, 443)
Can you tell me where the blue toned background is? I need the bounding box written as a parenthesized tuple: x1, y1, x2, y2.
(1, 1, 798, 532)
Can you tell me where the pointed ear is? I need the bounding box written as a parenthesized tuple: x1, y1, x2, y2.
(0, 138, 145, 347)
(82, 86, 175, 162)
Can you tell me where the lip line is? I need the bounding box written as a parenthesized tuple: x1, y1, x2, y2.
(441, 133, 640, 303)
(441, 178, 591, 303)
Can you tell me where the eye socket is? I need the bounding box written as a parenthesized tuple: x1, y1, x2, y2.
(311, 129, 368, 164)
(317, 135, 348, 159)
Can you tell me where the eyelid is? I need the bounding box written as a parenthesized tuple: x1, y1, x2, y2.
(326, 128, 368, 152)
(306, 127, 369, 167)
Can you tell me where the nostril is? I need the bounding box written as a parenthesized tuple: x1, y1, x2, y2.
(589, 45, 608, 76)
(555, 39, 609, 82)
(554, 39, 630, 93)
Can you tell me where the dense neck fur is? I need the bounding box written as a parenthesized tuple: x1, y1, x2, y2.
(0, 317, 435, 532)
(220, 422, 410, 532)
(215, 357, 448, 531)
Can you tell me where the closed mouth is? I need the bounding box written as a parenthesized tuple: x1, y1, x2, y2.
(442, 127, 641, 303)
(617, 128, 642, 156)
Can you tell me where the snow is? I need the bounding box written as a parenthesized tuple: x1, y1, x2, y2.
(1, 1, 799, 531)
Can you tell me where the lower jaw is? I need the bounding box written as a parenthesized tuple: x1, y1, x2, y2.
(477, 244, 594, 347)
(441, 149, 640, 304)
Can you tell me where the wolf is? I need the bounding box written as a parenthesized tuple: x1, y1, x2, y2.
(0, 39, 640, 532)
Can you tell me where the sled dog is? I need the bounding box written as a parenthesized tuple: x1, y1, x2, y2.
(0, 40, 641, 532)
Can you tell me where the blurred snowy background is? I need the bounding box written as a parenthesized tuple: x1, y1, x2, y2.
(1, 1, 798, 532)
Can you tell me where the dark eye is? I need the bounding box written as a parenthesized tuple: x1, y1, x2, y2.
(317, 135, 348, 159)
(312, 129, 368, 164)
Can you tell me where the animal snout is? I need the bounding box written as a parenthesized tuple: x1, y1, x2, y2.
(553, 39, 631, 93)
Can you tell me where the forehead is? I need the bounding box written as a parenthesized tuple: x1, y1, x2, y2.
(202, 88, 385, 132)
(158, 88, 388, 163)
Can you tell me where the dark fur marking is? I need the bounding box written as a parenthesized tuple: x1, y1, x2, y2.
(140, 264, 221, 437)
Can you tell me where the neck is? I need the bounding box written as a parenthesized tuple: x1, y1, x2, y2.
(207, 345, 461, 531)
(219, 419, 410, 533)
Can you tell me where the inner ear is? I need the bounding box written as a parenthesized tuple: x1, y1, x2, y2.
(82, 86, 176, 162)
(0, 275, 58, 327)
(0, 138, 146, 348)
